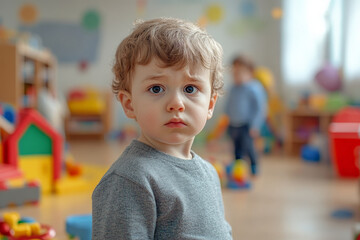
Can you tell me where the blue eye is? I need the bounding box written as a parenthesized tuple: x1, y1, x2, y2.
(149, 85, 164, 94)
(184, 85, 198, 94)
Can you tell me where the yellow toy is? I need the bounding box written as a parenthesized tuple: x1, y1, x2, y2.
(254, 66, 285, 153)
(226, 160, 251, 190)
(0, 212, 56, 239)
(67, 87, 106, 115)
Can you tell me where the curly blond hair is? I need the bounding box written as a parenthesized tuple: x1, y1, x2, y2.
(112, 17, 224, 96)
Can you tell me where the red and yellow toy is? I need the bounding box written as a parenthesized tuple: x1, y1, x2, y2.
(226, 160, 251, 190)
(0, 212, 56, 240)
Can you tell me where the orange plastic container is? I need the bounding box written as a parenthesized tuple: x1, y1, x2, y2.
(329, 107, 360, 178)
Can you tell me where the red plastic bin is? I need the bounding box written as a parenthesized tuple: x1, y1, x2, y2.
(329, 107, 360, 178)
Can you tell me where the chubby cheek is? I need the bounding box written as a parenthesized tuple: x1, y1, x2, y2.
(190, 106, 209, 131)
(136, 107, 160, 131)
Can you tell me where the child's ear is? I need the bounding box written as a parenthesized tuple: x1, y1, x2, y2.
(207, 93, 218, 120)
(118, 90, 136, 119)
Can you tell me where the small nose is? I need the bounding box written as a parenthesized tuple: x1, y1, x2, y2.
(167, 92, 185, 112)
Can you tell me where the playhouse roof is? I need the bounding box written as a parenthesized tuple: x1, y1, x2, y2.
(3, 108, 63, 180)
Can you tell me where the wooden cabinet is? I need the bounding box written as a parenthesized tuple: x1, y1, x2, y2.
(0, 42, 56, 109)
(285, 108, 334, 156)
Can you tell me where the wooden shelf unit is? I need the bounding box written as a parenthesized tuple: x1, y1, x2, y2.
(64, 91, 112, 140)
(0, 42, 56, 109)
(285, 108, 334, 156)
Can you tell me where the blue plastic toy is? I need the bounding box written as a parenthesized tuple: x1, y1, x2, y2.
(301, 145, 321, 162)
(66, 214, 92, 240)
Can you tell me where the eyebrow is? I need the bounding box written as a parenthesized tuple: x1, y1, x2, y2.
(143, 74, 167, 82)
(142, 73, 206, 83)
(186, 75, 206, 83)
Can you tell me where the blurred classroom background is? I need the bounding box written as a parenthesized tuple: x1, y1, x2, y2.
(1, 0, 360, 239)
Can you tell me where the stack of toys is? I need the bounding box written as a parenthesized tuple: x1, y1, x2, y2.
(210, 158, 252, 190)
(226, 160, 251, 189)
(0, 212, 56, 239)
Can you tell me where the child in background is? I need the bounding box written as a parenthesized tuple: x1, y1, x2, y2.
(225, 55, 267, 176)
(92, 18, 232, 239)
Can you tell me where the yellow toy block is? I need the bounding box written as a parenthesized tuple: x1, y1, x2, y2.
(13, 224, 31, 237)
(3, 212, 20, 228)
(54, 176, 89, 195)
(19, 155, 53, 194)
(29, 222, 41, 235)
(6, 178, 26, 188)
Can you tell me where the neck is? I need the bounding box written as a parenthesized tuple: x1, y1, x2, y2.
(137, 134, 194, 160)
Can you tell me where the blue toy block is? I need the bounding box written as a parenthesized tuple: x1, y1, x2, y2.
(66, 214, 92, 240)
(301, 145, 320, 162)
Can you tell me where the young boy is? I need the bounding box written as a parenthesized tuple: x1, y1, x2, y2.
(225, 55, 267, 176)
(92, 17, 232, 239)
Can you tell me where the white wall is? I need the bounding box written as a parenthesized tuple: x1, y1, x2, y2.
(0, 0, 283, 130)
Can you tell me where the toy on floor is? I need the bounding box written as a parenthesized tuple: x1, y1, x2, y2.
(66, 214, 92, 240)
(329, 106, 360, 178)
(1, 108, 100, 195)
(3, 108, 63, 194)
(0, 212, 56, 239)
(0, 180, 40, 208)
(226, 160, 251, 190)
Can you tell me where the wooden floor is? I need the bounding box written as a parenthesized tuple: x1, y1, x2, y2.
(1, 138, 359, 240)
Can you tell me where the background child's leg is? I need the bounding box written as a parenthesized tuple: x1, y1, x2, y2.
(244, 125, 258, 175)
(228, 126, 244, 160)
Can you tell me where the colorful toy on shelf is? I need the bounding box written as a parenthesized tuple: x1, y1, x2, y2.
(1, 104, 16, 125)
(67, 87, 106, 115)
(225, 160, 251, 190)
(315, 63, 342, 92)
(301, 144, 320, 163)
(3, 108, 63, 194)
(66, 214, 92, 240)
(0, 212, 56, 240)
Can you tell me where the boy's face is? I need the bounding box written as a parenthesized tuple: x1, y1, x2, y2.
(232, 64, 252, 85)
(119, 59, 217, 148)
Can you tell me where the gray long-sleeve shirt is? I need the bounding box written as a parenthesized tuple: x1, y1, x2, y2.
(92, 140, 232, 239)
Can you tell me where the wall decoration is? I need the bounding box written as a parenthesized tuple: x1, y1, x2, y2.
(21, 21, 100, 64)
(82, 9, 101, 31)
(19, 3, 38, 25)
(197, 15, 208, 29)
(205, 3, 224, 24)
(78, 60, 89, 72)
(20, 9, 101, 66)
(271, 7, 282, 19)
(240, 0, 256, 17)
